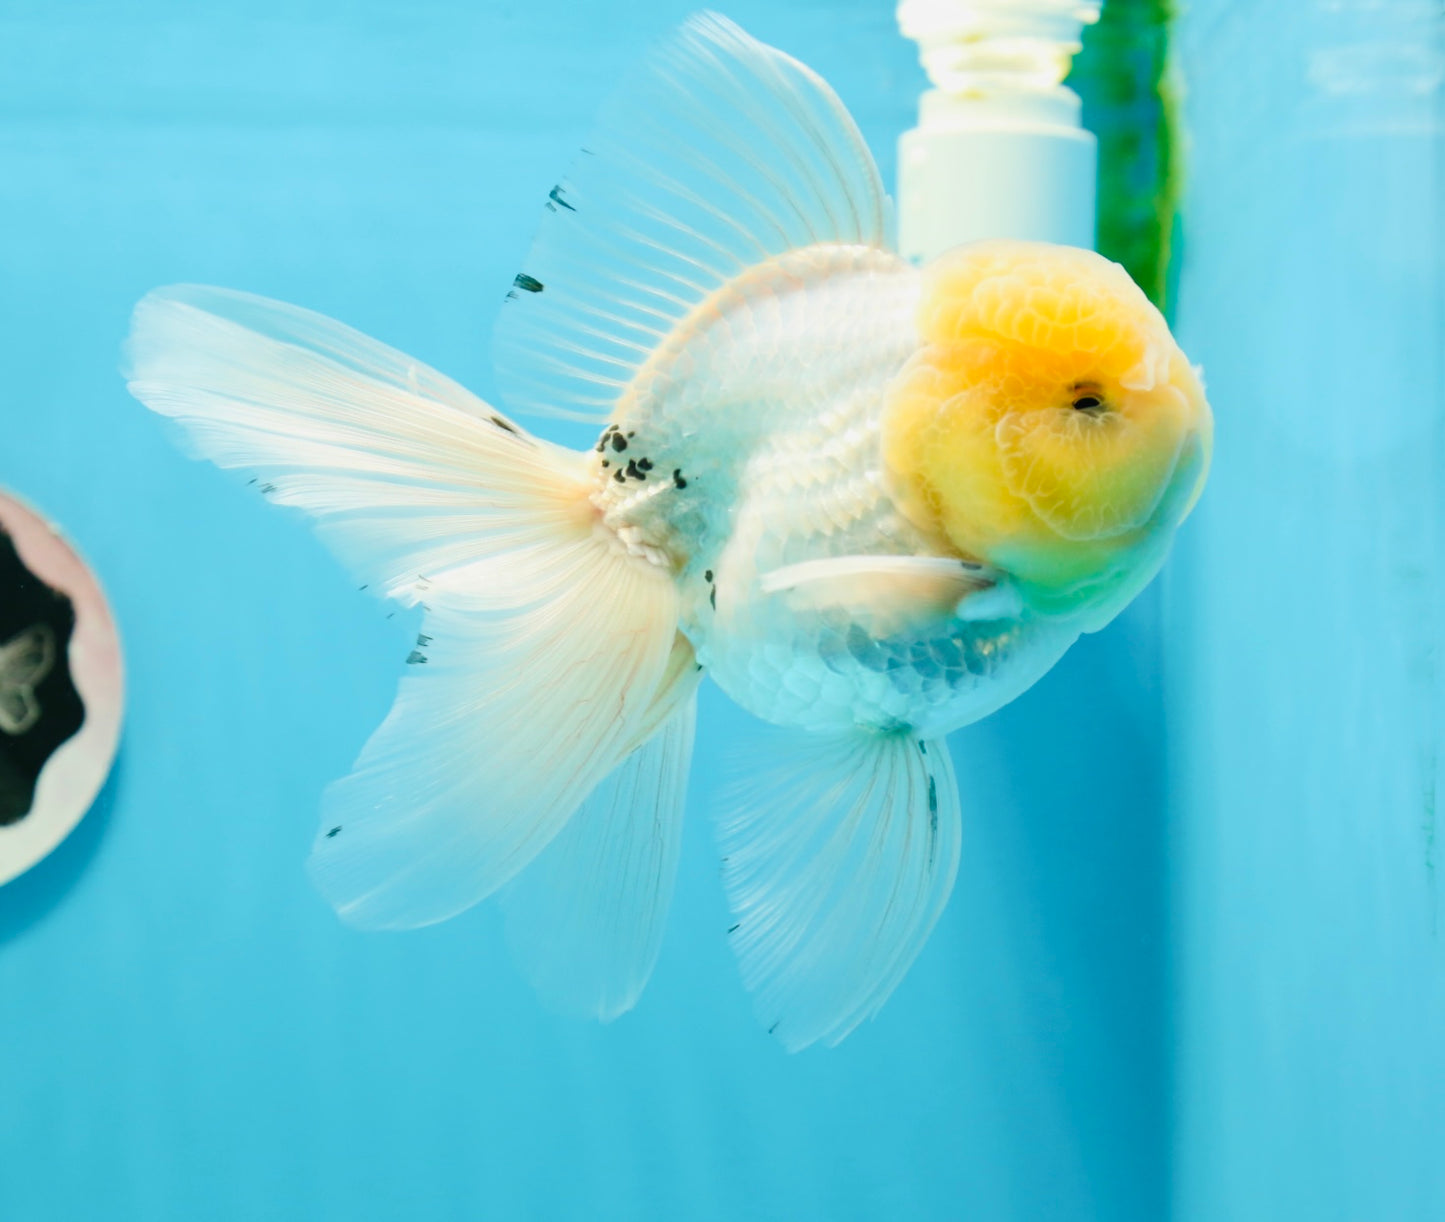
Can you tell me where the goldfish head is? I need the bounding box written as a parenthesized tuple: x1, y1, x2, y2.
(882, 240, 1213, 618)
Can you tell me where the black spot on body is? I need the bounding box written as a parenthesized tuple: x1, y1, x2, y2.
(709, 586, 717, 610)
(326, 826, 342, 838)
(672, 469, 687, 489)
(548, 185, 577, 212)
(614, 469, 625, 483)
(513, 273, 544, 294)
(636, 457, 652, 472)
(610, 433, 627, 452)
(625, 459, 643, 480)
(490, 414, 519, 436)
(727, 923, 740, 934)
(927, 776, 937, 814)
(703, 570, 713, 582)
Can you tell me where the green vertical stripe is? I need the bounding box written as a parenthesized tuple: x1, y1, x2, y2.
(1069, 0, 1183, 320)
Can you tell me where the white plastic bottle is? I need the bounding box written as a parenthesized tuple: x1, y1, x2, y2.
(896, 0, 1101, 261)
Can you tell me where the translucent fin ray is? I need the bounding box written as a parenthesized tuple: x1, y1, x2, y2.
(501, 641, 700, 1021)
(126, 286, 682, 930)
(311, 543, 680, 930)
(493, 12, 891, 422)
(718, 731, 962, 1051)
(125, 285, 580, 602)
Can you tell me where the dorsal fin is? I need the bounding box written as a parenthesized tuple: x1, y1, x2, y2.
(492, 12, 893, 422)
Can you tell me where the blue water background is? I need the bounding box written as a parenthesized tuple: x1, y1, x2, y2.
(0, 1, 1439, 1219)
(1170, 1, 1445, 1217)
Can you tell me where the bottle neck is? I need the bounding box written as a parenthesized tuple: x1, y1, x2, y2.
(898, 0, 1101, 96)
(895, 0, 1101, 262)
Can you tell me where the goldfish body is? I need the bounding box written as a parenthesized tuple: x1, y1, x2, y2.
(126, 14, 1211, 1049)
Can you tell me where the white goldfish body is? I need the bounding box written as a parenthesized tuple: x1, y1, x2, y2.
(125, 14, 1211, 1050)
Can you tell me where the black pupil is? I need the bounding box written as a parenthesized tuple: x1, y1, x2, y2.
(1072, 394, 1103, 411)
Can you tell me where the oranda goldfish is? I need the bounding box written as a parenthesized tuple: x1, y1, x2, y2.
(125, 13, 1211, 1050)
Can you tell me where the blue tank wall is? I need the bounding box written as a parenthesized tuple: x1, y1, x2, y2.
(1170, 1, 1445, 1217)
(2, 4, 1172, 1219)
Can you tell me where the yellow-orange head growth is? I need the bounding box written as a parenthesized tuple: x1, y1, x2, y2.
(882, 240, 1213, 611)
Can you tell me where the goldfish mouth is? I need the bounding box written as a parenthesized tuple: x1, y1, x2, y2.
(994, 394, 1189, 544)
(1069, 382, 1106, 413)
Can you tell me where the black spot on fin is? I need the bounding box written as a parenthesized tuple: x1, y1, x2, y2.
(926, 774, 939, 866)
(547, 185, 577, 212)
(513, 273, 544, 294)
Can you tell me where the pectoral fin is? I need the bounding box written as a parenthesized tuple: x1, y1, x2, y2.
(759, 554, 1015, 632)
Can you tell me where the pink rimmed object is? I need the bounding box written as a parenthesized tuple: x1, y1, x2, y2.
(0, 491, 123, 886)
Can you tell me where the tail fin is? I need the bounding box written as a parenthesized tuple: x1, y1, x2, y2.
(126, 286, 682, 930)
(500, 635, 701, 1021)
